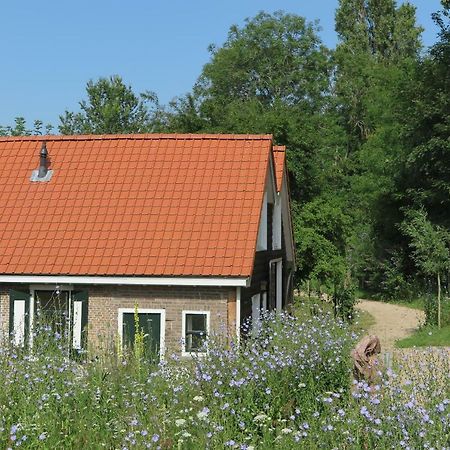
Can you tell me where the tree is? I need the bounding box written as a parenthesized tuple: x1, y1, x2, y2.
(396, 0, 450, 228)
(0, 117, 53, 136)
(334, 0, 422, 150)
(333, 0, 424, 292)
(293, 194, 356, 320)
(371, 1, 450, 299)
(189, 11, 335, 203)
(59, 75, 164, 134)
(401, 209, 450, 327)
(196, 11, 330, 111)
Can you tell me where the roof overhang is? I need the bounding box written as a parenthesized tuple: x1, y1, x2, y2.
(0, 275, 251, 287)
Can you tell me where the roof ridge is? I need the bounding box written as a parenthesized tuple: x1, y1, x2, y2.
(0, 133, 273, 142)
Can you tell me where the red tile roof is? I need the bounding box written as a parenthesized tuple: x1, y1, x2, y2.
(273, 146, 286, 192)
(0, 134, 273, 278)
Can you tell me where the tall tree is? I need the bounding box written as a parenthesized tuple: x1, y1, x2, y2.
(334, 0, 422, 151)
(370, 0, 450, 298)
(196, 11, 330, 116)
(0, 117, 53, 136)
(59, 75, 165, 134)
(333, 0, 423, 291)
(186, 11, 338, 204)
(396, 0, 450, 227)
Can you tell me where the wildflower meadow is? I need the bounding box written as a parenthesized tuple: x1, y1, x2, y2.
(0, 309, 448, 449)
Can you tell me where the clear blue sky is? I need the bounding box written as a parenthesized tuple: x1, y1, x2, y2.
(0, 0, 443, 128)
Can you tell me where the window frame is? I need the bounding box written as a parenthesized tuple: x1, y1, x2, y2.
(181, 310, 210, 357)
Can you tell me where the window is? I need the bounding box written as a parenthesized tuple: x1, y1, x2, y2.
(269, 259, 283, 312)
(182, 311, 209, 355)
(9, 287, 89, 351)
(35, 290, 70, 337)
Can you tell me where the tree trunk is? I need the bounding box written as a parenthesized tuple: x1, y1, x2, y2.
(437, 272, 441, 329)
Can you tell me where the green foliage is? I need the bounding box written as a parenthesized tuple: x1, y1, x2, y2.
(294, 195, 351, 289)
(196, 11, 330, 110)
(0, 311, 449, 448)
(133, 304, 145, 364)
(335, 0, 422, 60)
(395, 4, 450, 228)
(0, 117, 53, 136)
(396, 324, 450, 347)
(334, 0, 422, 151)
(401, 209, 450, 278)
(424, 294, 450, 328)
(59, 75, 165, 134)
(333, 285, 356, 322)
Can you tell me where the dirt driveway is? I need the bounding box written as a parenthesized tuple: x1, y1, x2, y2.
(356, 299, 425, 351)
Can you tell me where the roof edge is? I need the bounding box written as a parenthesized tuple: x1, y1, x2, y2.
(0, 133, 273, 142)
(0, 274, 250, 287)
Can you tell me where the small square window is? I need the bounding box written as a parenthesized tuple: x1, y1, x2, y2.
(183, 312, 209, 354)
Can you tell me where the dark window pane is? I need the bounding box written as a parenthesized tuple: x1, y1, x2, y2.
(185, 313, 207, 352)
(35, 291, 69, 337)
(122, 312, 161, 360)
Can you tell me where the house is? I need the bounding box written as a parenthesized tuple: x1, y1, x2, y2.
(0, 134, 295, 357)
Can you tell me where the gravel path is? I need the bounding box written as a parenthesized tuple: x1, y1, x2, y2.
(355, 299, 425, 351)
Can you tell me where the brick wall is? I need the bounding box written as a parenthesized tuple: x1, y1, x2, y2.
(0, 283, 235, 354)
(0, 286, 9, 342)
(83, 285, 231, 353)
(0, 284, 20, 343)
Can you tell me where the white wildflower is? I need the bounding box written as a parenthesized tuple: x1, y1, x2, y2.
(197, 411, 208, 420)
(253, 413, 269, 423)
(175, 419, 186, 427)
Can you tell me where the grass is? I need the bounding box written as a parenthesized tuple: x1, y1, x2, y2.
(396, 324, 450, 348)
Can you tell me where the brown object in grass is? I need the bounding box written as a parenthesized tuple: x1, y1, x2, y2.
(352, 335, 382, 383)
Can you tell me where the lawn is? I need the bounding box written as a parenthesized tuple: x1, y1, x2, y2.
(396, 324, 450, 348)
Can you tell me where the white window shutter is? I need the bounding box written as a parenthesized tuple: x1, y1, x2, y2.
(72, 300, 83, 350)
(9, 290, 30, 347)
(13, 300, 26, 346)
